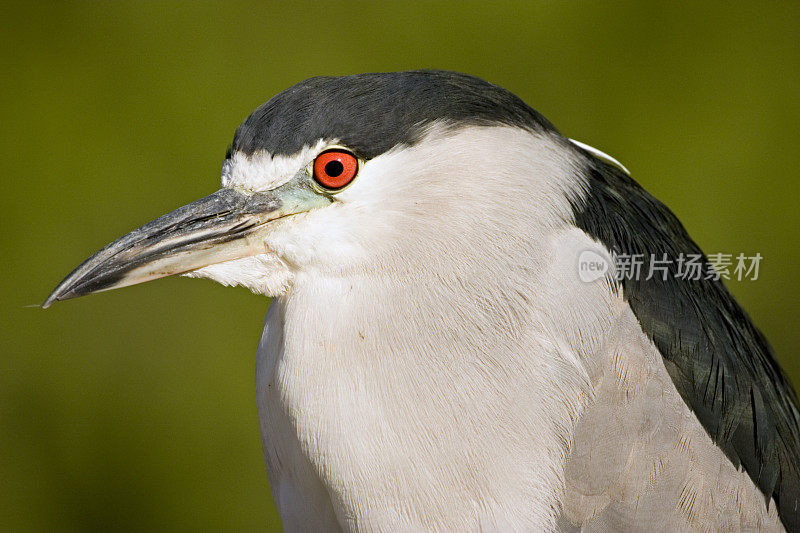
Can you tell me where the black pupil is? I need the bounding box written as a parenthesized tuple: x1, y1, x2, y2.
(324, 160, 344, 177)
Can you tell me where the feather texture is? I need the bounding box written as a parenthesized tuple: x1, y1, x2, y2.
(570, 153, 800, 530)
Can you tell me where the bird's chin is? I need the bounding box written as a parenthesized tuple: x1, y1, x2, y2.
(182, 253, 294, 297)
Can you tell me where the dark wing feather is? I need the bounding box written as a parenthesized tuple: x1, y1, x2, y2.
(571, 156, 800, 530)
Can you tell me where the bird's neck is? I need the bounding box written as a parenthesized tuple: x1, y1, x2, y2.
(259, 227, 611, 530)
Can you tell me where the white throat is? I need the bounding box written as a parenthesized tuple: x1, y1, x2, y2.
(251, 126, 609, 530)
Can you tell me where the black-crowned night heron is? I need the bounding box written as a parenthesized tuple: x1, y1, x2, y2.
(45, 70, 799, 531)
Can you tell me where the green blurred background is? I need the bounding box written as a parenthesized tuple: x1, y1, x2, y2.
(2, 1, 798, 530)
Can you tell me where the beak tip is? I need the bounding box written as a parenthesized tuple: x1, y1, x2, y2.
(43, 284, 82, 309)
(42, 290, 64, 309)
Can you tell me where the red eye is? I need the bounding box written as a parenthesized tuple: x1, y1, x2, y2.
(313, 150, 359, 190)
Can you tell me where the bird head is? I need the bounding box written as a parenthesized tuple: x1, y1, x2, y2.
(44, 70, 587, 306)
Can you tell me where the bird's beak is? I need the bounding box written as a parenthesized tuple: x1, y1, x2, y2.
(43, 175, 329, 308)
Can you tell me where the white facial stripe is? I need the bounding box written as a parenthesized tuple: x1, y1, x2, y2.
(221, 138, 335, 191)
